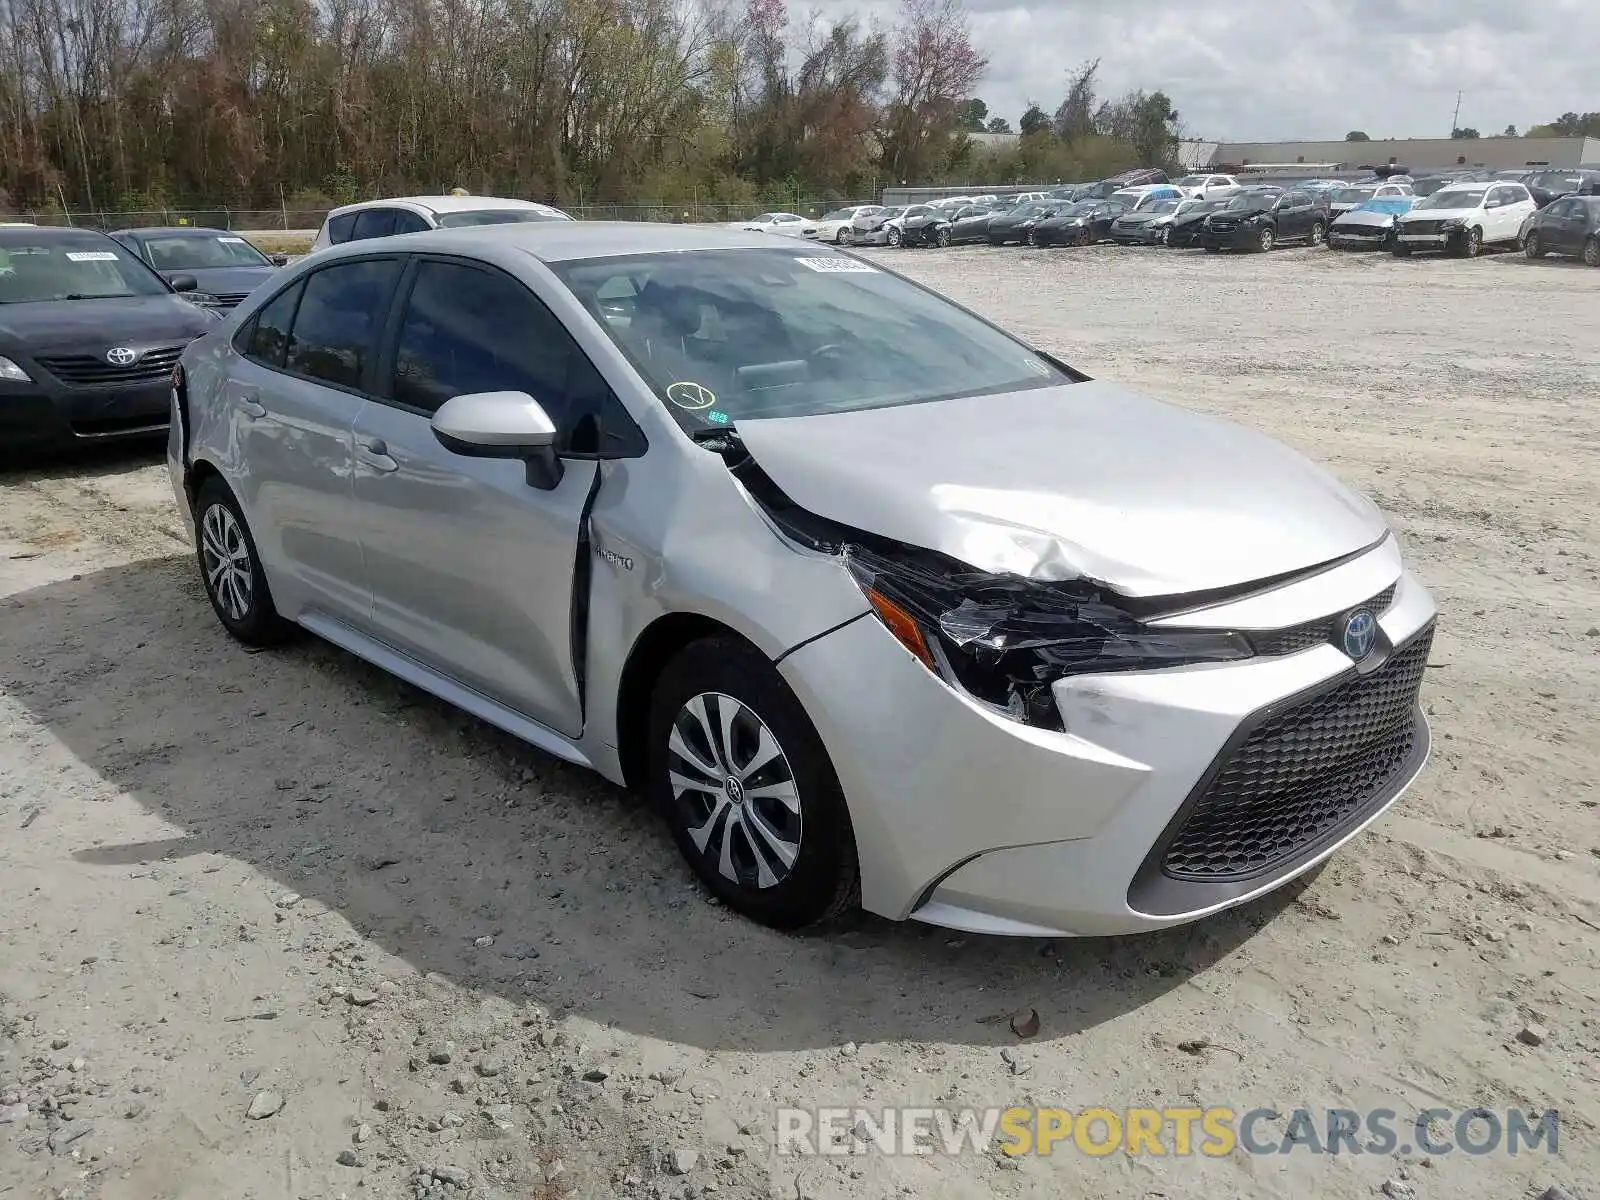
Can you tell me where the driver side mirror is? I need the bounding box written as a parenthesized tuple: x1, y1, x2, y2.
(268, 253, 290, 267)
(432, 391, 564, 490)
(169, 274, 199, 293)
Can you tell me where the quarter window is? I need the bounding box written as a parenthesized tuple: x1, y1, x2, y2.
(388, 260, 613, 446)
(241, 281, 304, 367)
(325, 213, 358, 245)
(285, 259, 402, 390)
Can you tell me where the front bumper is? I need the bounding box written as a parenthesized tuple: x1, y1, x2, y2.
(1109, 225, 1162, 244)
(1396, 229, 1455, 249)
(1329, 225, 1393, 248)
(0, 379, 171, 453)
(1198, 225, 1264, 249)
(778, 543, 1437, 936)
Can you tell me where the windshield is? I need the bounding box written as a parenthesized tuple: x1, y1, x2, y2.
(1061, 200, 1099, 216)
(1226, 192, 1277, 211)
(1526, 172, 1580, 192)
(1412, 178, 1453, 196)
(0, 235, 170, 302)
(435, 208, 569, 228)
(821, 209, 855, 222)
(1143, 199, 1180, 215)
(555, 248, 1067, 430)
(1416, 188, 1484, 210)
(136, 233, 271, 270)
(1333, 188, 1376, 206)
(1176, 176, 1205, 187)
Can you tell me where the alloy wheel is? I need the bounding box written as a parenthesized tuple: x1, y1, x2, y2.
(668, 692, 802, 891)
(1258, 227, 1275, 252)
(1310, 221, 1326, 246)
(200, 502, 253, 622)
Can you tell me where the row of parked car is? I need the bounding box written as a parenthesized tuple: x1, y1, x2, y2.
(746, 165, 1600, 265)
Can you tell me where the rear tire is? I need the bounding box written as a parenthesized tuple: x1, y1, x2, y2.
(1524, 232, 1543, 259)
(648, 637, 859, 931)
(1309, 220, 1326, 246)
(194, 476, 294, 647)
(1584, 237, 1600, 267)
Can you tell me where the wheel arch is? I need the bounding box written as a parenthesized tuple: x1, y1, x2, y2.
(614, 612, 764, 790)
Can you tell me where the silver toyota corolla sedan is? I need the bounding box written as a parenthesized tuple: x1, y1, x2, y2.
(168, 223, 1437, 937)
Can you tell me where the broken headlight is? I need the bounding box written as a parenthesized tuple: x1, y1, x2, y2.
(845, 544, 1252, 731)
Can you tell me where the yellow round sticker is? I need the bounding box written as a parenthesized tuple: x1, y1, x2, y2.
(666, 381, 717, 411)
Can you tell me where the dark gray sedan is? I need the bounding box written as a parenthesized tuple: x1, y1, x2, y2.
(110, 227, 286, 313)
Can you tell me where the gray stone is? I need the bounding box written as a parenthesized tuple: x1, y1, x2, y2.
(347, 989, 380, 1007)
(428, 1044, 455, 1065)
(666, 1147, 698, 1175)
(337, 1149, 361, 1166)
(475, 1059, 502, 1077)
(354, 1122, 372, 1143)
(1381, 1180, 1415, 1200)
(434, 1165, 469, 1185)
(1518, 1021, 1549, 1046)
(1537, 1188, 1575, 1200)
(48, 1124, 93, 1155)
(246, 1091, 284, 1120)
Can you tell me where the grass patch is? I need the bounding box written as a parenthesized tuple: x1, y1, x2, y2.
(245, 232, 313, 255)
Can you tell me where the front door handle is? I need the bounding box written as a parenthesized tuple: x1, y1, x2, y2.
(358, 439, 398, 473)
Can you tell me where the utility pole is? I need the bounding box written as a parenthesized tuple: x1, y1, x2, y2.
(1450, 91, 1462, 136)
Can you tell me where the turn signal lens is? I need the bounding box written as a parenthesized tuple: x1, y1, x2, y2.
(865, 587, 934, 670)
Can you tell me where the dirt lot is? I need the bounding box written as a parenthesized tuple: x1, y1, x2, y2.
(2, 244, 1597, 1200)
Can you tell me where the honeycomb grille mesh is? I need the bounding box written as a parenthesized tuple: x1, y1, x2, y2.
(1161, 626, 1432, 882)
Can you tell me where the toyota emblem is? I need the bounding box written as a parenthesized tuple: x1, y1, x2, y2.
(105, 346, 139, 366)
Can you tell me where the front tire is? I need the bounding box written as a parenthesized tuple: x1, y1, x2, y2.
(834, 228, 849, 245)
(194, 477, 293, 646)
(936, 226, 951, 247)
(886, 226, 901, 247)
(1524, 232, 1543, 259)
(1454, 226, 1482, 257)
(648, 637, 859, 931)
(1309, 220, 1326, 246)
(1257, 226, 1276, 252)
(1584, 237, 1600, 267)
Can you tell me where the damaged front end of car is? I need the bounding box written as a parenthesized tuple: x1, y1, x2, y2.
(711, 433, 1254, 732)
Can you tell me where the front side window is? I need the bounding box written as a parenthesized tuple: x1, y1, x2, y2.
(285, 259, 402, 390)
(389, 260, 610, 442)
(0, 235, 170, 302)
(554, 248, 1070, 433)
(350, 208, 398, 241)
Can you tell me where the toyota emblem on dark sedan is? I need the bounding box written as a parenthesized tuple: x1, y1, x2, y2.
(105, 346, 139, 366)
(1341, 608, 1378, 660)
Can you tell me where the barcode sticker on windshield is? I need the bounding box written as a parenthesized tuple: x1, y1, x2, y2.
(218, 236, 246, 244)
(65, 251, 118, 262)
(793, 257, 877, 274)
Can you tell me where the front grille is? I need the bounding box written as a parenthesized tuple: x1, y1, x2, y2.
(1160, 626, 1432, 883)
(1335, 225, 1386, 239)
(214, 292, 251, 309)
(1207, 219, 1239, 232)
(1403, 220, 1444, 235)
(1250, 582, 1397, 656)
(36, 345, 184, 386)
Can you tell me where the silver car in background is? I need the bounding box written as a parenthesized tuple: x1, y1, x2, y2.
(169, 223, 1436, 937)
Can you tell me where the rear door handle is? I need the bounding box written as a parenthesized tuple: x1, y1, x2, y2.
(358, 438, 398, 473)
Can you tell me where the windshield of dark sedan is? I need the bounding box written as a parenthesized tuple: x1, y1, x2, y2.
(1416, 188, 1485, 210)
(0, 233, 170, 302)
(1144, 199, 1180, 215)
(555, 248, 1068, 429)
(436, 208, 569, 228)
(136, 233, 271, 270)
(1226, 192, 1277, 211)
(1333, 188, 1376, 205)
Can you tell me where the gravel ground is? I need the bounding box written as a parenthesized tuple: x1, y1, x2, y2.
(1, 242, 1597, 1200)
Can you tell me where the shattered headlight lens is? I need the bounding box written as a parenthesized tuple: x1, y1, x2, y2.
(845, 545, 1252, 730)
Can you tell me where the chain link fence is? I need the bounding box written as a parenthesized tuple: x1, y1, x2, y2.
(9, 201, 855, 233)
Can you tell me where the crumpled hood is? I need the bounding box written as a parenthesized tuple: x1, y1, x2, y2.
(1334, 207, 1401, 228)
(735, 380, 1387, 599)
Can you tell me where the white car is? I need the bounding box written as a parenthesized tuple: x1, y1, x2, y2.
(733, 212, 819, 238)
(1174, 174, 1243, 200)
(311, 195, 572, 252)
(812, 205, 884, 245)
(1393, 181, 1537, 257)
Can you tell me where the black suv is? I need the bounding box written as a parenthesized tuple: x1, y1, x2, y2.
(1199, 188, 1327, 252)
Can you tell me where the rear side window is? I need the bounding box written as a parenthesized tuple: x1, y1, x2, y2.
(286, 259, 402, 390)
(350, 208, 398, 241)
(392, 209, 431, 235)
(325, 213, 358, 245)
(388, 259, 615, 448)
(240, 281, 304, 367)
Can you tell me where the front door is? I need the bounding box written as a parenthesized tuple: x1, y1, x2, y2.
(350, 256, 611, 737)
(227, 257, 402, 622)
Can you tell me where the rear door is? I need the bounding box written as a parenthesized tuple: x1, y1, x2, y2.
(1277, 191, 1313, 239)
(227, 257, 402, 621)
(349, 255, 628, 736)
(1544, 199, 1581, 253)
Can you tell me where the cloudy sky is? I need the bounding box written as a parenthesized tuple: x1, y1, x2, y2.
(814, 0, 1600, 141)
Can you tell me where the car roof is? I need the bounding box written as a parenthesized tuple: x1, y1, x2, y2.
(0, 225, 118, 245)
(304, 221, 831, 264)
(327, 195, 562, 218)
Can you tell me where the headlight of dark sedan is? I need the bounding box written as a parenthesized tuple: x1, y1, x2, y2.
(846, 545, 1251, 729)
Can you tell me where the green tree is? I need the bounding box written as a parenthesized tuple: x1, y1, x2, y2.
(984, 116, 1011, 133)
(1018, 103, 1051, 136)
(1345, 130, 1370, 141)
(1451, 127, 1480, 139)
(956, 98, 988, 131)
